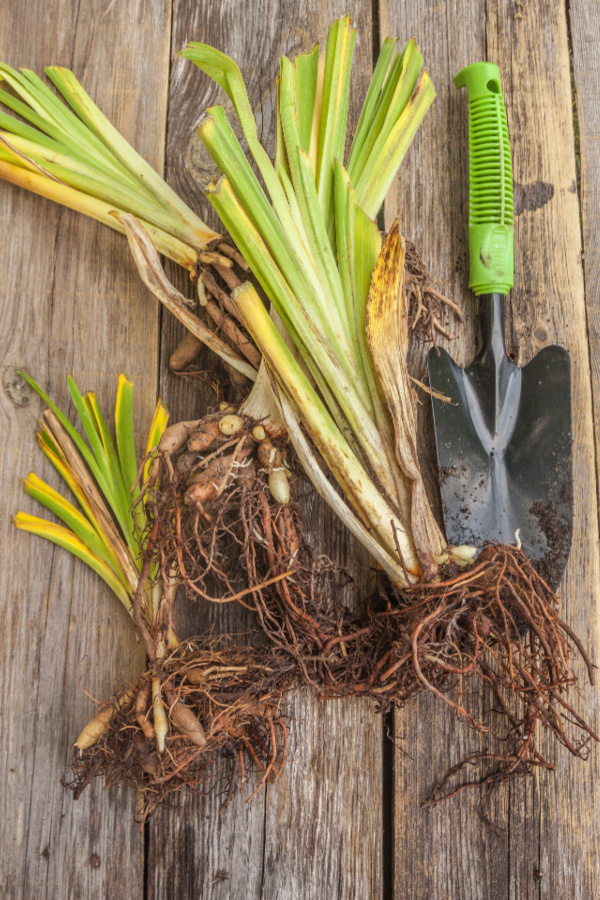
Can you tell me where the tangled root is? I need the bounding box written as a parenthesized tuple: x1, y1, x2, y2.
(67, 511, 598, 823)
(394, 545, 598, 826)
(68, 642, 293, 817)
(141, 410, 346, 623)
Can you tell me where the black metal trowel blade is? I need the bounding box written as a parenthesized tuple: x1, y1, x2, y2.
(427, 293, 573, 589)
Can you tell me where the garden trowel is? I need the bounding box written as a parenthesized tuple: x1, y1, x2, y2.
(427, 63, 573, 588)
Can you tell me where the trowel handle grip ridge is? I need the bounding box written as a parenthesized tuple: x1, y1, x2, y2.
(455, 62, 514, 296)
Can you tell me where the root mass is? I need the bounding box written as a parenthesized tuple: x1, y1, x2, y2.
(66, 433, 598, 824)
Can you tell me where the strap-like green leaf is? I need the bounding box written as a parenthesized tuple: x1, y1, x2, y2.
(22, 472, 126, 579)
(145, 397, 169, 455)
(79, 386, 138, 549)
(36, 430, 124, 570)
(294, 45, 320, 157)
(355, 71, 435, 218)
(347, 37, 396, 177)
(0, 65, 133, 184)
(14, 512, 132, 612)
(143, 396, 169, 483)
(183, 42, 294, 236)
(315, 17, 356, 243)
(65, 377, 129, 532)
(46, 66, 214, 244)
(20, 371, 107, 490)
(0, 63, 217, 254)
(115, 375, 138, 497)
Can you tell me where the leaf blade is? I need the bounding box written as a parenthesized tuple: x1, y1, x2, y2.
(14, 512, 133, 612)
(115, 375, 139, 498)
(144, 397, 169, 483)
(22, 471, 126, 577)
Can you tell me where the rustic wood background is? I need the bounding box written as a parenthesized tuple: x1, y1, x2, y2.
(1, 1, 598, 897)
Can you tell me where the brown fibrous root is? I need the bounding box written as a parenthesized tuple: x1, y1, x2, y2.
(404, 239, 463, 344)
(68, 642, 293, 818)
(66, 421, 597, 825)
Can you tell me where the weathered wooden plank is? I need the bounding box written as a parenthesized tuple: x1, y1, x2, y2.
(0, 2, 171, 897)
(381, 4, 511, 898)
(572, 0, 600, 402)
(147, 0, 272, 889)
(505, 0, 600, 896)
(259, 10, 380, 899)
(384, 0, 600, 896)
(147, 5, 382, 898)
(6, 2, 595, 895)
(570, 4, 600, 877)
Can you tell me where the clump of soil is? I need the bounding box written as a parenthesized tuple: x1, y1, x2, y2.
(529, 498, 571, 589)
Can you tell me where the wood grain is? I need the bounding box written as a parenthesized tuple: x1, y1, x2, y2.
(147, 5, 383, 899)
(385, 0, 600, 896)
(0, 2, 171, 897)
(381, 5, 510, 898)
(572, 0, 600, 410)
(527, 0, 600, 896)
(488, 2, 600, 895)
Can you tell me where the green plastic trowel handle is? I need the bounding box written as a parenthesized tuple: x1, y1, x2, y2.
(454, 62, 514, 295)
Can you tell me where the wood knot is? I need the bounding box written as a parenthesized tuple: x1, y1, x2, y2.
(3, 367, 31, 407)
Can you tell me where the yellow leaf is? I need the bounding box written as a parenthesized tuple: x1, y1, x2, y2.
(22, 472, 125, 578)
(36, 430, 121, 570)
(144, 397, 169, 483)
(14, 513, 133, 614)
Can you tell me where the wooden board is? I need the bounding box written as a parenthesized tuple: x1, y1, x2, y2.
(545, 0, 600, 896)
(0, 2, 170, 897)
(385, 0, 600, 896)
(381, 5, 508, 897)
(146, 5, 383, 898)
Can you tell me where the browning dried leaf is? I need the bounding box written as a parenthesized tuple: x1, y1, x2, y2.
(366, 220, 445, 575)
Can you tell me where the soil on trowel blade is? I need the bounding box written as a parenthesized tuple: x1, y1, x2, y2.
(529, 498, 570, 588)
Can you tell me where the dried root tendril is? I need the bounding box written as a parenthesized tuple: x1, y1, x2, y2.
(404, 239, 463, 344)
